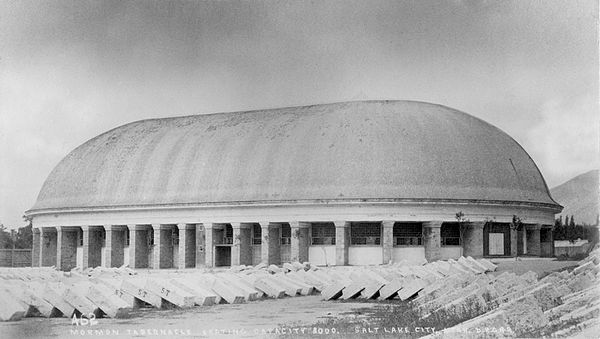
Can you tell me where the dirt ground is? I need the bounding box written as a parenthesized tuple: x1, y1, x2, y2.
(0, 295, 376, 339)
(0, 259, 582, 339)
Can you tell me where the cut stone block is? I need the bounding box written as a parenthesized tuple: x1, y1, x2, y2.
(4, 281, 56, 317)
(397, 278, 425, 301)
(501, 294, 549, 336)
(340, 281, 365, 300)
(145, 278, 195, 308)
(267, 276, 300, 296)
(253, 278, 286, 299)
(276, 274, 314, 295)
(378, 279, 405, 300)
(72, 282, 131, 318)
(210, 278, 245, 304)
(268, 265, 282, 273)
(478, 258, 498, 272)
(458, 256, 484, 274)
(120, 279, 162, 308)
(219, 274, 260, 301)
(282, 263, 295, 272)
(28, 282, 75, 318)
(321, 282, 345, 301)
(291, 262, 304, 271)
(0, 289, 26, 321)
(361, 281, 385, 299)
(169, 278, 216, 306)
(93, 278, 140, 308)
(60, 284, 101, 317)
(466, 256, 489, 272)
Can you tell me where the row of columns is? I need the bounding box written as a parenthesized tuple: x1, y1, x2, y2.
(31, 220, 552, 271)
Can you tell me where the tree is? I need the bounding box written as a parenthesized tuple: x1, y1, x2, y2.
(0, 224, 14, 249)
(569, 215, 576, 227)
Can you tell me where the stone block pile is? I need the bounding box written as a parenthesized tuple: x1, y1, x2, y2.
(318, 256, 498, 302)
(423, 248, 600, 338)
(0, 262, 322, 322)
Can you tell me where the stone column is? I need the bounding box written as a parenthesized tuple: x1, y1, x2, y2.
(549, 227, 555, 257)
(177, 223, 195, 269)
(204, 223, 214, 267)
(56, 226, 77, 271)
(382, 220, 395, 264)
(128, 224, 148, 269)
(40, 227, 57, 267)
(260, 222, 280, 265)
(290, 221, 310, 263)
(81, 226, 103, 269)
(462, 222, 485, 258)
(231, 223, 251, 266)
(334, 221, 349, 266)
(510, 225, 518, 257)
(526, 224, 541, 256)
(104, 225, 125, 268)
(32, 228, 40, 267)
(195, 224, 206, 268)
(152, 224, 173, 269)
(423, 221, 443, 262)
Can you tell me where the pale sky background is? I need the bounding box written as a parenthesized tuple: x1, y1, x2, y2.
(0, 0, 598, 229)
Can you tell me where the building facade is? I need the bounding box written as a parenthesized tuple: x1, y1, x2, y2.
(26, 101, 562, 271)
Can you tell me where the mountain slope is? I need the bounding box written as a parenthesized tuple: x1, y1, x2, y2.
(550, 170, 599, 225)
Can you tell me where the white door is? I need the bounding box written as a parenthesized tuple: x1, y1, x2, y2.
(489, 233, 504, 255)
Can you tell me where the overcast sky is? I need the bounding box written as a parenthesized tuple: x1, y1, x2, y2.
(0, 0, 598, 229)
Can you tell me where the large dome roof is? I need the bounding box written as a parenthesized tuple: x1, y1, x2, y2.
(30, 101, 559, 212)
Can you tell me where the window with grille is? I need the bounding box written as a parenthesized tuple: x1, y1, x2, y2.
(252, 224, 262, 245)
(393, 223, 422, 246)
(351, 222, 381, 245)
(78, 228, 83, 246)
(224, 225, 233, 244)
(172, 228, 179, 246)
(148, 229, 154, 246)
(311, 223, 336, 245)
(281, 225, 291, 245)
(441, 222, 461, 246)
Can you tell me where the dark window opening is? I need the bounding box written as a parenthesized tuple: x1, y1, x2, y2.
(393, 222, 423, 246)
(281, 224, 291, 245)
(441, 222, 461, 246)
(252, 224, 262, 245)
(351, 222, 381, 245)
(311, 223, 336, 245)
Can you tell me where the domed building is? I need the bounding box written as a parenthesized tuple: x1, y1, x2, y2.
(26, 101, 562, 271)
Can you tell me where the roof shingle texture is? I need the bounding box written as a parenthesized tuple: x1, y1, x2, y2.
(31, 101, 558, 211)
